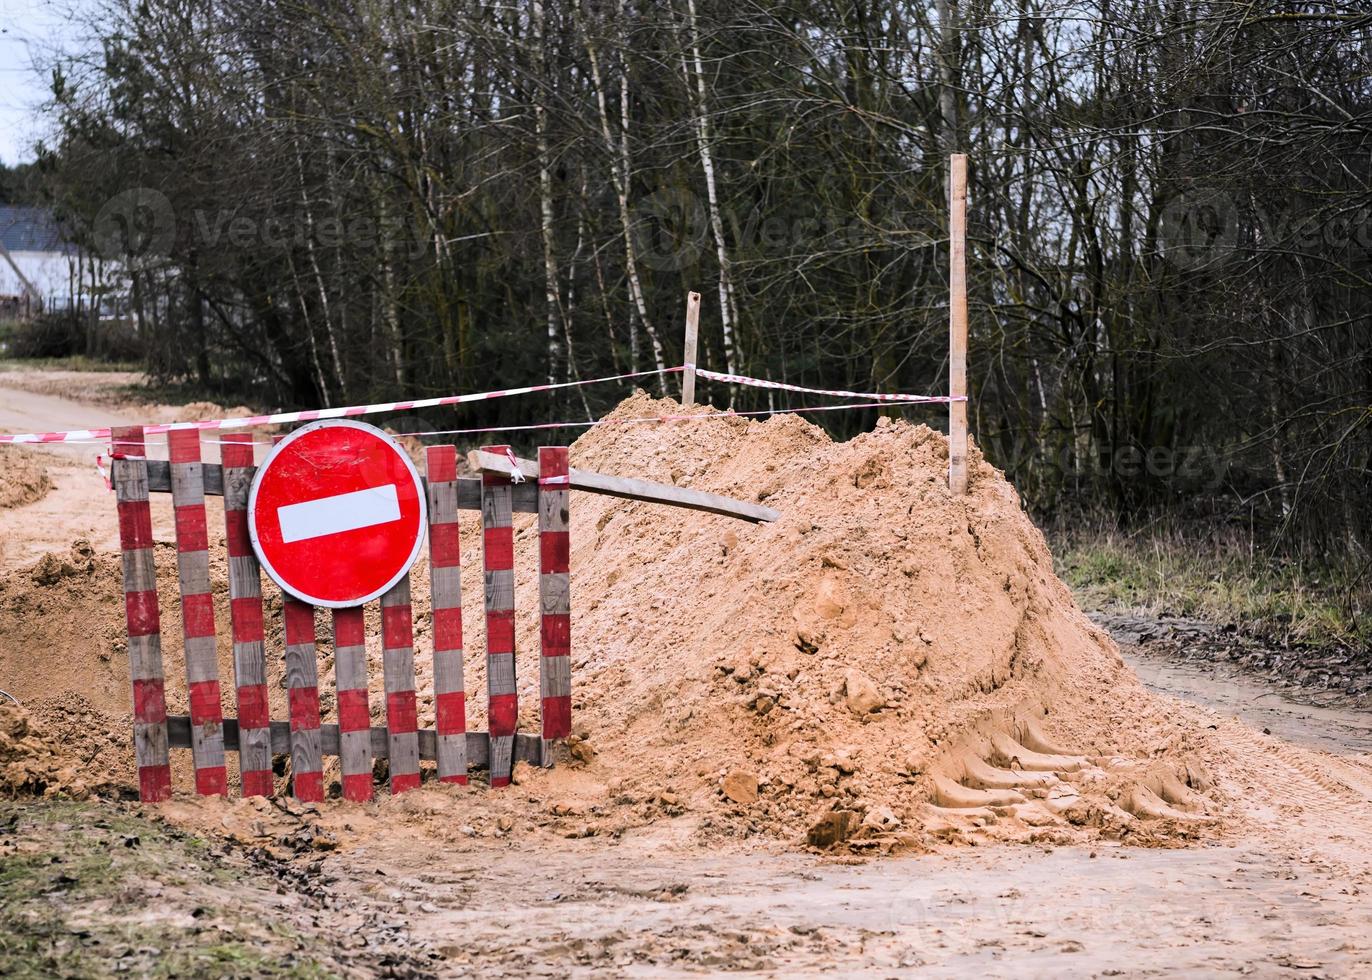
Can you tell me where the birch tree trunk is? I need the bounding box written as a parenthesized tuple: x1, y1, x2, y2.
(678, 0, 738, 386)
(580, 2, 669, 391)
(533, 0, 562, 386)
(292, 134, 346, 402)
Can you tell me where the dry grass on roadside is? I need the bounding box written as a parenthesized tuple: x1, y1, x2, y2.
(1052, 524, 1370, 648)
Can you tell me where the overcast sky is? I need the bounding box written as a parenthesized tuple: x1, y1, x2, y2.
(0, 0, 90, 166)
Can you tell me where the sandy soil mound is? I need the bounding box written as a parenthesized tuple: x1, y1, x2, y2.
(0, 445, 52, 510)
(0, 393, 1224, 850)
(0, 701, 114, 799)
(547, 394, 1219, 847)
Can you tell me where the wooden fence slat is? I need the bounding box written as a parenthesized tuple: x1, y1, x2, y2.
(167, 429, 227, 796)
(111, 425, 172, 802)
(481, 444, 517, 787)
(282, 598, 324, 801)
(332, 606, 373, 801)
(220, 433, 273, 797)
(426, 446, 468, 784)
(381, 576, 421, 793)
(538, 447, 571, 742)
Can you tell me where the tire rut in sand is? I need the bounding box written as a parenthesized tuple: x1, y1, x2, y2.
(1211, 719, 1372, 871)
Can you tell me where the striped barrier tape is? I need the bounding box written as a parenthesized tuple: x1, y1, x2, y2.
(85, 400, 932, 470)
(404, 399, 935, 439)
(695, 368, 964, 404)
(6, 365, 955, 448)
(0, 366, 682, 445)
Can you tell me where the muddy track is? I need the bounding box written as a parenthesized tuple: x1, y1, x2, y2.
(1206, 718, 1372, 878)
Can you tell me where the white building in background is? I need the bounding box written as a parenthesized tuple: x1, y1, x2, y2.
(0, 205, 87, 318)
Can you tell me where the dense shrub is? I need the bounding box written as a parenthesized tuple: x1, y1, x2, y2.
(5, 311, 83, 359)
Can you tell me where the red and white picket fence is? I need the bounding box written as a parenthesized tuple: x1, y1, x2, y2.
(111, 425, 572, 802)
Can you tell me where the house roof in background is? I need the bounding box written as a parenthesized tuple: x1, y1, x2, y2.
(0, 205, 78, 255)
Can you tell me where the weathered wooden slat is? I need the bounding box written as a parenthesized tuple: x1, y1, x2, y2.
(332, 606, 374, 802)
(481, 444, 518, 788)
(381, 576, 421, 793)
(467, 450, 779, 523)
(220, 434, 272, 797)
(165, 716, 544, 769)
(426, 445, 468, 784)
(111, 425, 172, 803)
(168, 429, 227, 797)
(538, 447, 571, 743)
(147, 462, 538, 513)
(283, 598, 324, 801)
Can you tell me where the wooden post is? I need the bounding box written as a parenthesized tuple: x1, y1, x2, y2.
(948, 153, 969, 495)
(682, 291, 701, 406)
(111, 425, 172, 802)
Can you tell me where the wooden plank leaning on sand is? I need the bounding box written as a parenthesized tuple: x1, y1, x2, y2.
(466, 450, 779, 524)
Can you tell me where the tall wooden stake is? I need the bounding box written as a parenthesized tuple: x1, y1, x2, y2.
(681, 290, 701, 406)
(948, 153, 969, 494)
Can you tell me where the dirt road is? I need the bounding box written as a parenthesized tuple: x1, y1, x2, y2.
(2, 370, 1370, 977)
(304, 825, 1370, 977)
(0, 370, 197, 569)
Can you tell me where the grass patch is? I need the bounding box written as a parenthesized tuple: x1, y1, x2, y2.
(108, 377, 255, 410)
(0, 356, 140, 374)
(1052, 525, 1370, 648)
(0, 801, 338, 978)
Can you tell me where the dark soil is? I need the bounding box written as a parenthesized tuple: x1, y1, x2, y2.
(1092, 612, 1372, 709)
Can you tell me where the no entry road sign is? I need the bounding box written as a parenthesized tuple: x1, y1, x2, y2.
(248, 420, 427, 607)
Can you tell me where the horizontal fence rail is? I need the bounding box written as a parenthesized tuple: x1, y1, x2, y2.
(143, 460, 544, 512)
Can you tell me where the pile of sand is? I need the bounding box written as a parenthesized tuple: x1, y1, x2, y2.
(0, 393, 1221, 849)
(536, 394, 1218, 847)
(0, 445, 52, 510)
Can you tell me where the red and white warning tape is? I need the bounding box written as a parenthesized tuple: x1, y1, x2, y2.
(0, 367, 681, 445)
(406, 399, 910, 439)
(695, 368, 964, 404)
(1, 364, 956, 447)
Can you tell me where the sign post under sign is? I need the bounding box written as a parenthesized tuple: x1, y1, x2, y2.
(248, 420, 427, 607)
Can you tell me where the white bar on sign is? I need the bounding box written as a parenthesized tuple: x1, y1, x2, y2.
(277, 484, 402, 543)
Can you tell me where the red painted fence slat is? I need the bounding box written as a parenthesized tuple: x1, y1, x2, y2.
(332, 606, 373, 801)
(538, 447, 572, 740)
(381, 576, 421, 793)
(111, 425, 172, 802)
(426, 446, 467, 784)
(283, 598, 324, 801)
(167, 429, 227, 796)
(481, 444, 517, 787)
(220, 433, 273, 797)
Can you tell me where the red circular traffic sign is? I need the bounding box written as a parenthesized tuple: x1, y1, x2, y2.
(248, 420, 427, 608)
